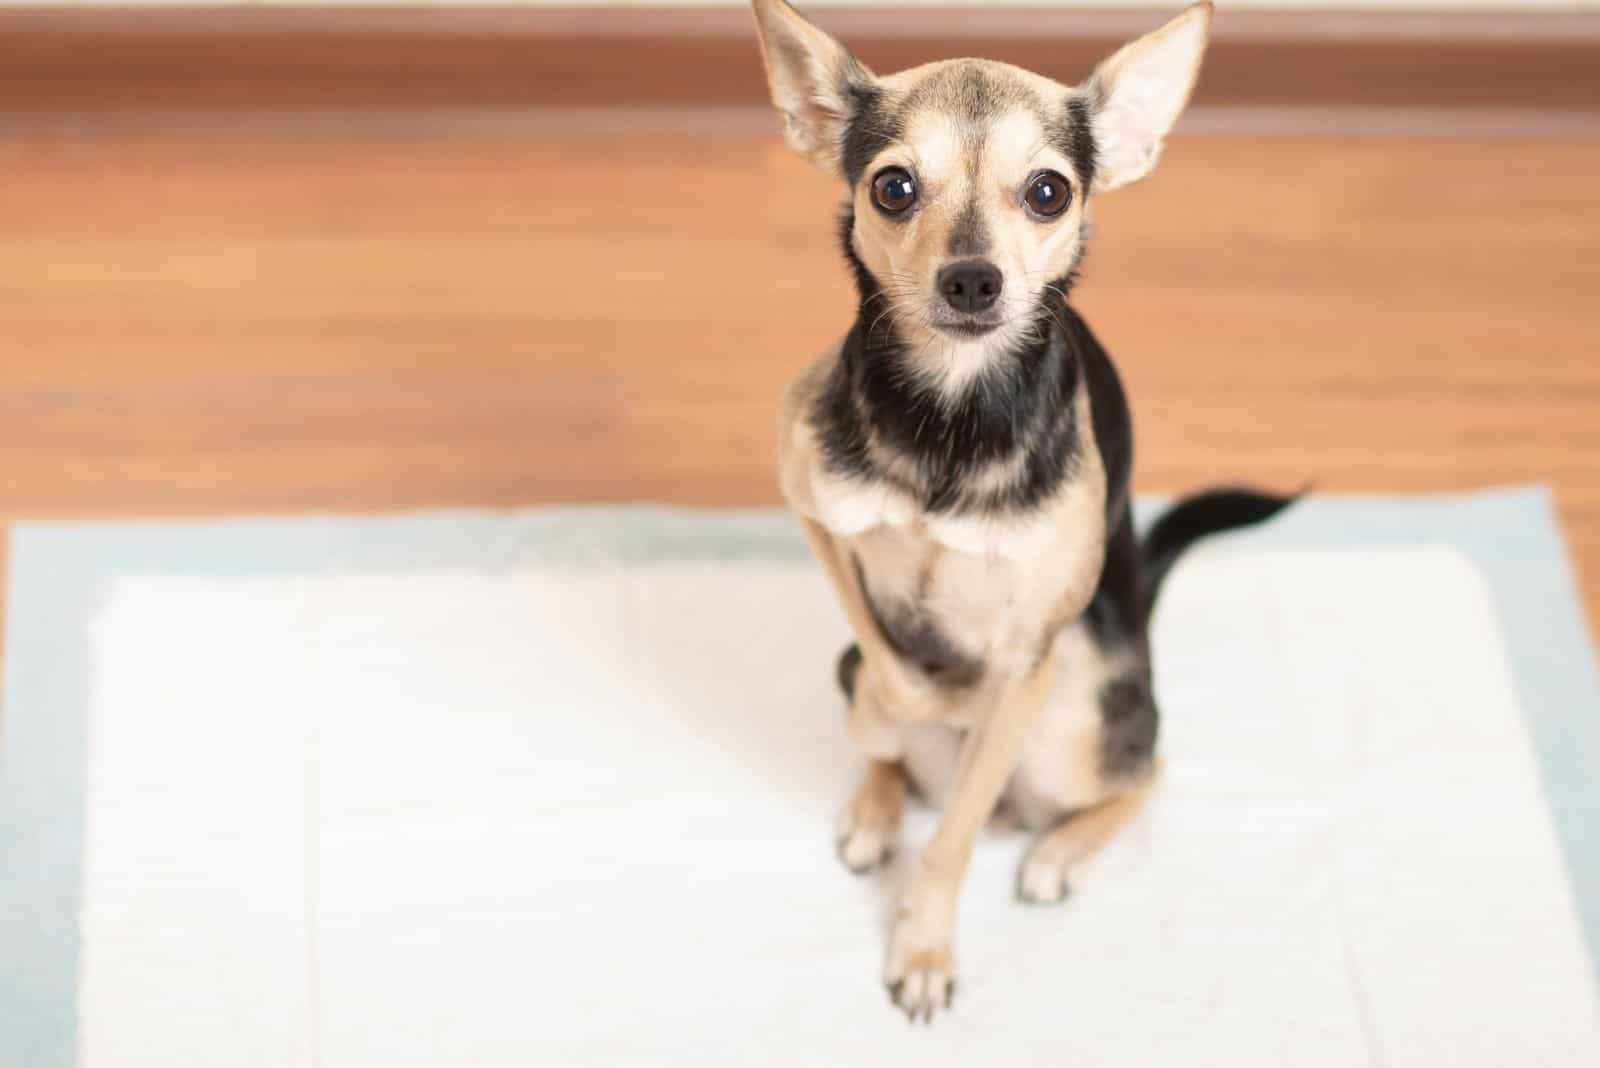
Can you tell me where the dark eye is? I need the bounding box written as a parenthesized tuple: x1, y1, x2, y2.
(871, 167, 918, 215)
(1024, 170, 1072, 219)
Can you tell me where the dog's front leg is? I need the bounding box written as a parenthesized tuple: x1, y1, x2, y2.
(841, 652, 942, 760)
(798, 518, 940, 749)
(883, 651, 1061, 1022)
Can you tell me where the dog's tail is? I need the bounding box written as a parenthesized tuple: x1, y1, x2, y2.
(1141, 487, 1301, 614)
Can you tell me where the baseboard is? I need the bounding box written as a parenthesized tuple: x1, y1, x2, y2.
(2, 6, 1597, 133)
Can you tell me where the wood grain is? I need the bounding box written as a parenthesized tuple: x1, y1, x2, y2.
(1, 129, 1597, 646)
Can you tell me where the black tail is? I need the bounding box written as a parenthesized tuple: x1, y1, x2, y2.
(1141, 487, 1301, 614)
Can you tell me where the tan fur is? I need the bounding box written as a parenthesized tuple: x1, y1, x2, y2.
(1016, 761, 1162, 904)
(1007, 621, 1140, 827)
(835, 759, 908, 872)
(749, 0, 874, 172)
(1087, 3, 1213, 191)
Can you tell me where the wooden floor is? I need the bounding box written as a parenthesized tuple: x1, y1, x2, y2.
(1, 128, 1597, 639)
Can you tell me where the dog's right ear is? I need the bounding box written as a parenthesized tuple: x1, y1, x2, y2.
(750, 0, 875, 176)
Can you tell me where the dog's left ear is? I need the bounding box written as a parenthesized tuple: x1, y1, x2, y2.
(1083, 1, 1213, 193)
(750, 0, 875, 176)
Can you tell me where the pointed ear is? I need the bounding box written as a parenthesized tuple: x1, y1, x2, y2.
(750, 0, 876, 176)
(1084, 2, 1212, 193)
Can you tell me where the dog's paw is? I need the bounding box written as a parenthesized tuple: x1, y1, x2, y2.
(1014, 846, 1073, 905)
(884, 923, 956, 1023)
(835, 808, 894, 874)
(836, 825, 893, 874)
(833, 775, 903, 874)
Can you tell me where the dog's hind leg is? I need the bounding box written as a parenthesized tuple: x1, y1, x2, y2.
(833, 643, 908, 872)
(1007, 509, 1162, 904)
(836, 759, 909, 873)
(1015, 762, 1160, 905)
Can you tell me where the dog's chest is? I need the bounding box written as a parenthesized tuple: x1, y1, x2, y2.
(820, 480, 1068, 665)
(851, 525, 1017, 663)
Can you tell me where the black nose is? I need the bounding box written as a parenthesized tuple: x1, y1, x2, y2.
(937, 261, 1002, 313)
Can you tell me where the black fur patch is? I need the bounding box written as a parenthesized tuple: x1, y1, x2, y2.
(1081, 501, 1149, 657)
(866, 592, 984, 686)
(813, 355, 877, 483)
(810, 212, 880, 482)
(1046, 96, 1099, 195)
(836, 643, 863, 698)
(1098, 670, 1159, 780)
(1073, 307, 1134, 522)
(840, 82, 904, 188)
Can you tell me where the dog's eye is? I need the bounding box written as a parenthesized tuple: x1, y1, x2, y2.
(871, 167, 918, 215)
(1024, 170, 1072, 219)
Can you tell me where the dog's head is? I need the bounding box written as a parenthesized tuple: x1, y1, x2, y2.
(752, 0, 1210, 378)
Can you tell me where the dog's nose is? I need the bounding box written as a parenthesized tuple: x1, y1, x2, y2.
(938, 260, 1002, 313)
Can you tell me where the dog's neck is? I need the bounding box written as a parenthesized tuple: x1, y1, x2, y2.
(814, 217, 1085, 516)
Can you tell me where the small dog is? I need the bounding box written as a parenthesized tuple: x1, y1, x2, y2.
(751, 0, 1293, 1022)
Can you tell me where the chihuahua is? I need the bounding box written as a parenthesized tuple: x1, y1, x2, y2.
(751, 0, 1292, 1022)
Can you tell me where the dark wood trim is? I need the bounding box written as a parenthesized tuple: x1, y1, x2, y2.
(2, 6, 1597, 127)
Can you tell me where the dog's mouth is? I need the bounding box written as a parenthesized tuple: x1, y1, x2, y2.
(931, 316, 1004, 339)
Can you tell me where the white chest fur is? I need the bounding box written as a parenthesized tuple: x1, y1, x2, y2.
(809, 469, 1059, 563)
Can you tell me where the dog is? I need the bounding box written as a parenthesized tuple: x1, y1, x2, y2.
(751, 0, 1294, 1023)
